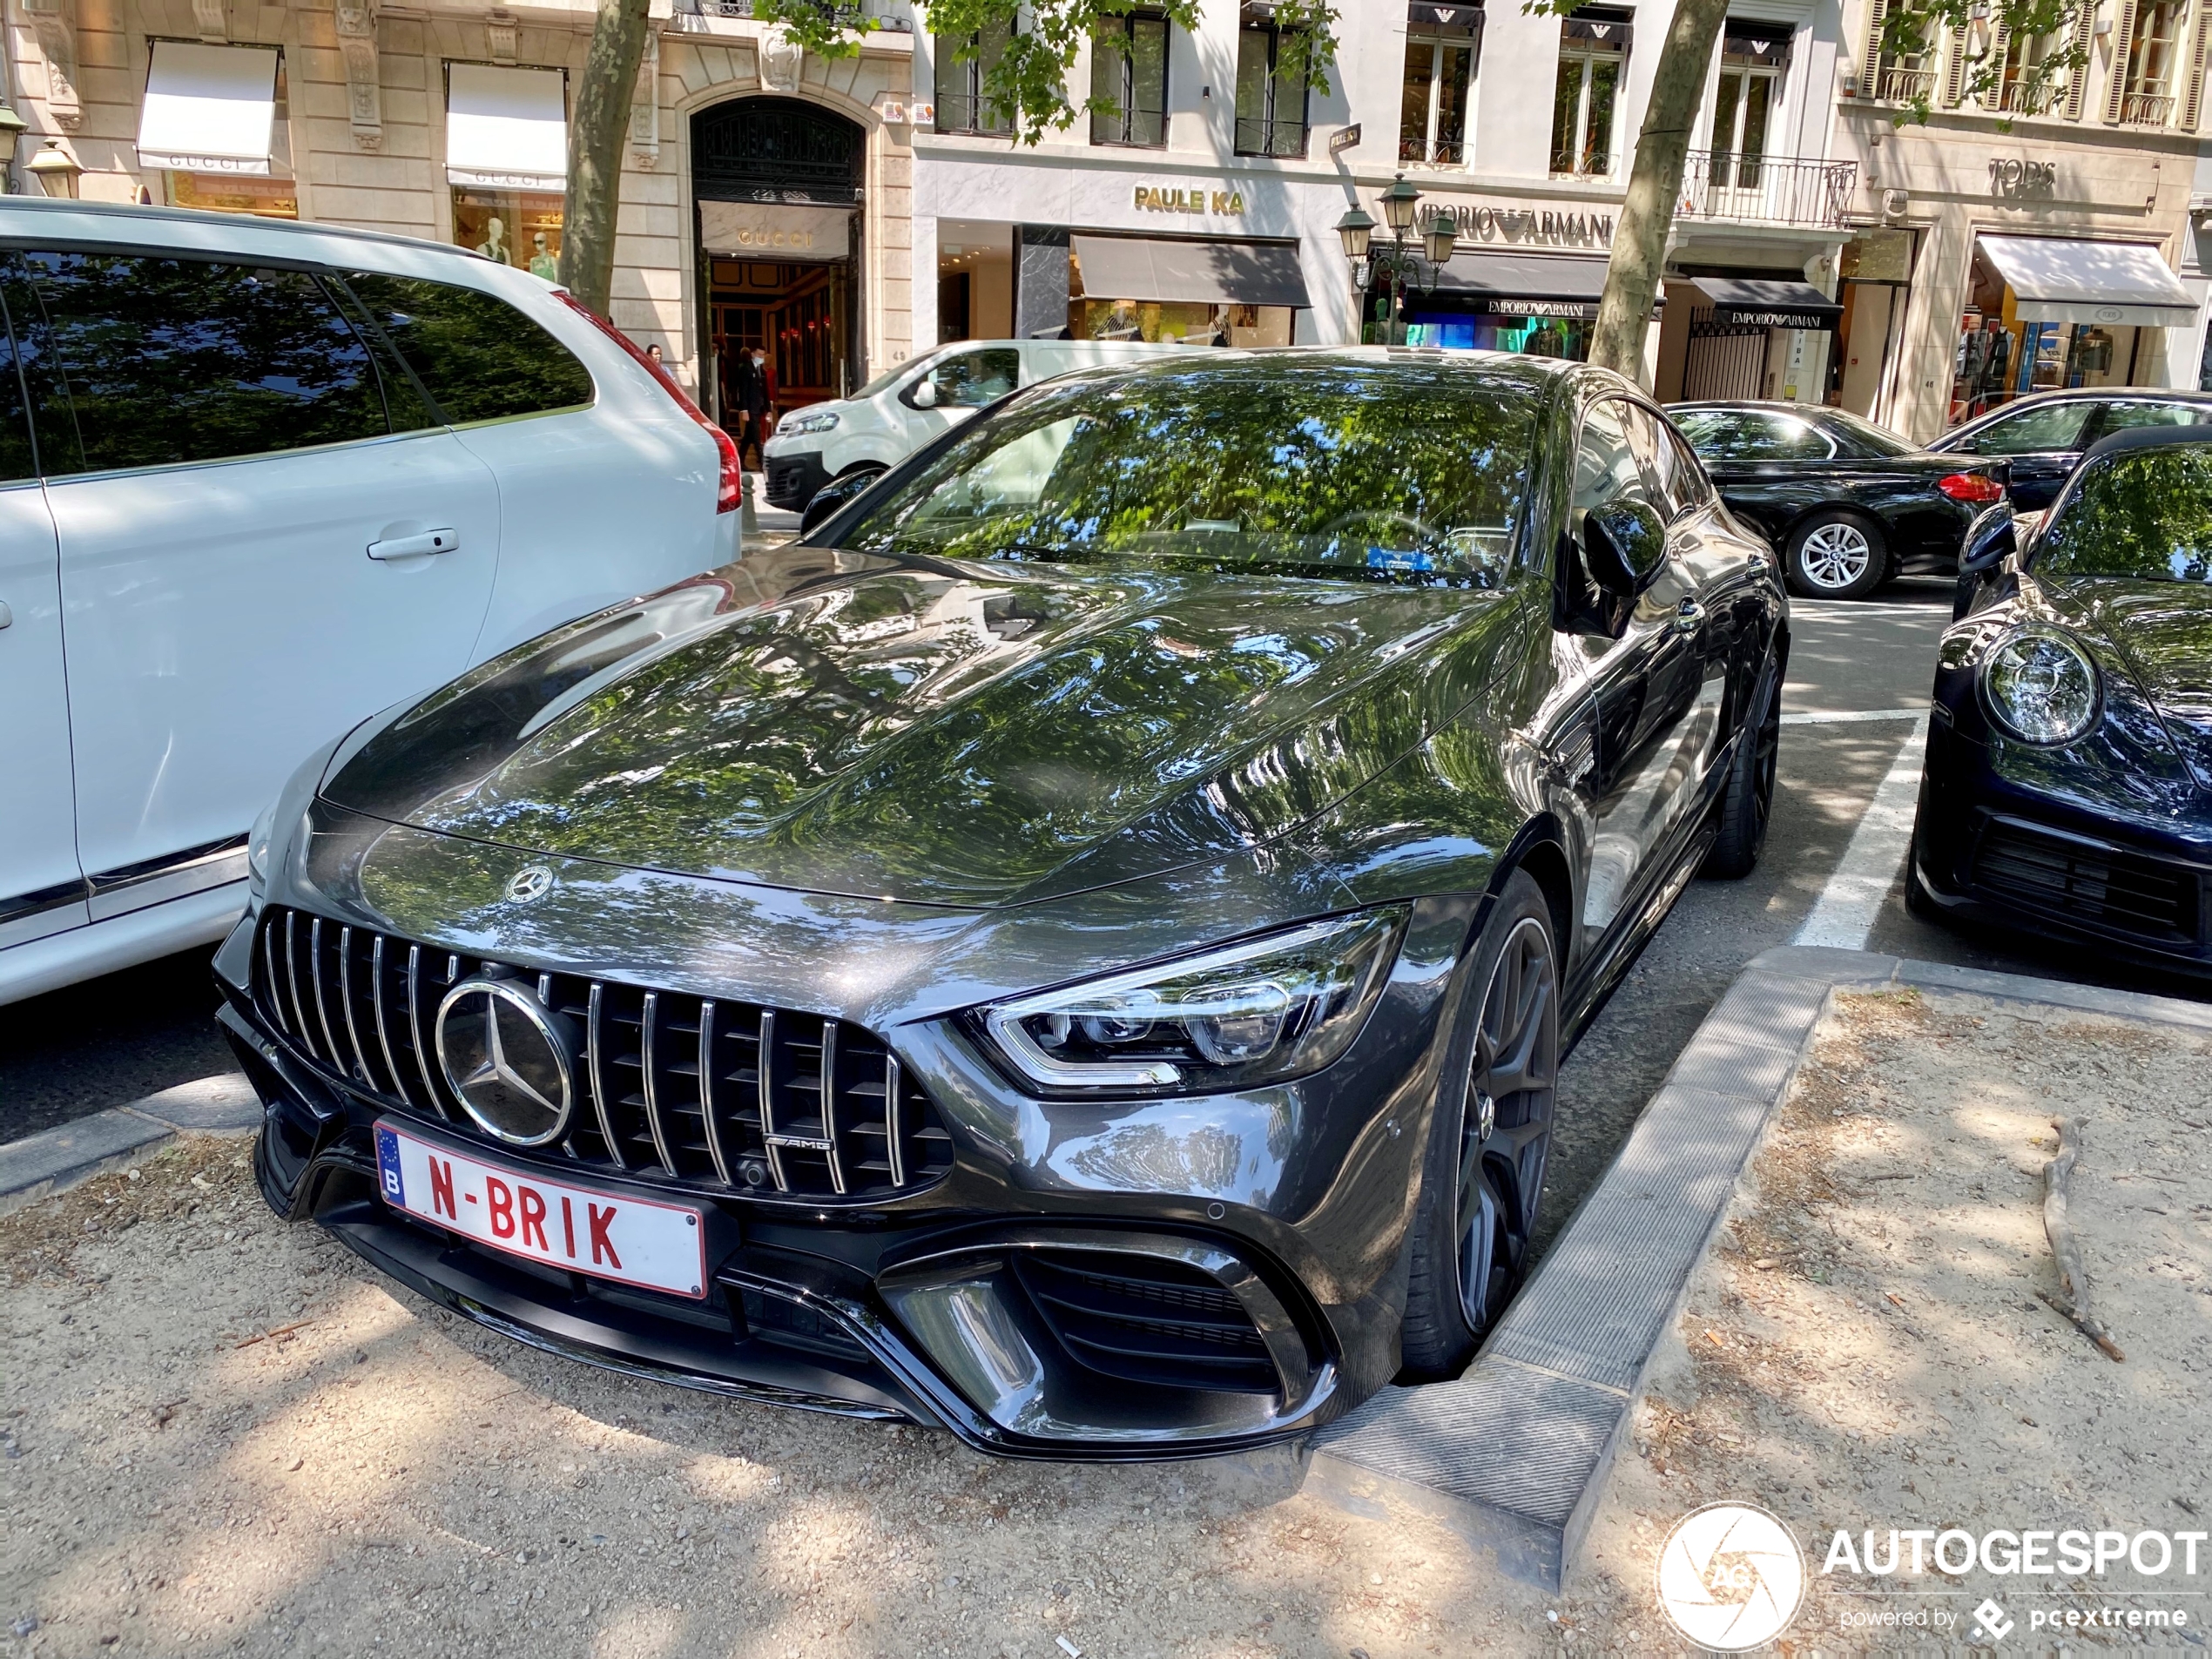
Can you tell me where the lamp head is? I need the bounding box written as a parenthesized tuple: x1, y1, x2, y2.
(1334, 206, 1374, 261)
(1379, 172, 1423, 235)
(1423, 207, 1458, 266)
(26, 139, 80, 199)
(0, 105, 27, 171)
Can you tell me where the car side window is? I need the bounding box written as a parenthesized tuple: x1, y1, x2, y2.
(18, 252, 391, 475)
(920, 348, 1021, 408)
(2094, 400, 2211, 435)
(1970, 401, 2093, 455)
(341, 272, 594, 425)
(0, 287, 39, 484)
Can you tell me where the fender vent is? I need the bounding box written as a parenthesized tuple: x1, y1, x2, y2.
(1010, 1250, 1278, 1395)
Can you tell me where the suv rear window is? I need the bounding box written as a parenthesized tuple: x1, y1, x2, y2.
(19, 251, 392, 475)
(342, 273, 593, 424)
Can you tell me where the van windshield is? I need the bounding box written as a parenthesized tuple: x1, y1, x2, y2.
(853, 347, 943, 401)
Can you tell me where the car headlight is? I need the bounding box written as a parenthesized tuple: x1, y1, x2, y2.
(246, 799, 279, 892)
(1981, 626, 2101, 745)
(978, 909, 1406, 1095)
(779, 410, 839, 436)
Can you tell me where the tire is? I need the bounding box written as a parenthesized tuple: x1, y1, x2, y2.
(1702, 654, 1780, 879)
(1399, 869, 1561, 1380)
(1784, 511, 1888, 599)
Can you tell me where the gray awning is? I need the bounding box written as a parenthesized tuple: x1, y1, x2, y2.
(1978, 235, 2197, 328)
(1693, 277, 1842, 330)
(1070, 235, 1311, 308)
(1429, 251, 1612, 319)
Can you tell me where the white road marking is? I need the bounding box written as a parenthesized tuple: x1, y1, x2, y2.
(1780, 707, 1926, 726)
(1792, 715, 1932, 951)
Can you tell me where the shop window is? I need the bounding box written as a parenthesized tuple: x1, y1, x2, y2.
(1074, 297, 1292, 347)
(1399, 3, 1481, 166)
(1709, 22, 1791, 188)
(1235, 5, 1312, 158)
(1549, 9, 1629, 178)
(169, 173, 298, 219)
(2121, 0, 2188, 125)
(1091, 11, 1169, 146)
(936, 23, 1014, 136)
(451, 187, 564, 279)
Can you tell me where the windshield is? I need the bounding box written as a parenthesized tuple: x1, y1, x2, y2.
(830, 356, 1541, 587)
(852, 347, 944, 402)
(2038, 444, 2212, 583)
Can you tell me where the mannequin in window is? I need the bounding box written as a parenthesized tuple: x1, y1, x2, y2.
(529, 230, 557, 282)
(476, 216, 510, 264)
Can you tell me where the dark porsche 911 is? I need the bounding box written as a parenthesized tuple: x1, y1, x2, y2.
(1672, 402, 2006, 600)
(1913, 426, 2212, 977)
(218, 350, 1785, 1458)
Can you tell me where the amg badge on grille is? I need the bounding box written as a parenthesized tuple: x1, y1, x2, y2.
(434, 977, 578, 1146)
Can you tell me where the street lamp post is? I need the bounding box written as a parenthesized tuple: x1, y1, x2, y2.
(1335, 175, 1460, 345)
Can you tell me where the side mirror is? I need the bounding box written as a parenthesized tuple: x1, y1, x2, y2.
(1581, 497, 1669, 597)
(908, 378, 939, 409)
(1959, 503, 2016, 577)
(799, 468, 884, 539)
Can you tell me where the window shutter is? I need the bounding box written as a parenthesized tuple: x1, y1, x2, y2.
(1985, 24, 2011, 105)
(2106, 0, 2141, 121)
(1859, 0, 1890, 96)
(1940, 23, 1970, 104)
(2182, 0, 2209, 128)
(2064, 4, 2097, 117)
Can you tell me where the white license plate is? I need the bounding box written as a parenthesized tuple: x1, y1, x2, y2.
(374, 1121, 708, 1299)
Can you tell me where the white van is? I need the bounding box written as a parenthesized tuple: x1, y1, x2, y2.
(759, 338, 1189, 513)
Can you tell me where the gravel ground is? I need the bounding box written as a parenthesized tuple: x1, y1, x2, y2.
(0, 1139, 1566, 1659)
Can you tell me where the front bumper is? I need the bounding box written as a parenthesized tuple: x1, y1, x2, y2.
(762, 449, 827, 512)
(1912, 715, 2212, 977)
(216, 879, 1478, 1457)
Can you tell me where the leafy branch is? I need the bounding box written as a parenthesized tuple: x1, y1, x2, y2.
(1873, 0, 2088, 128)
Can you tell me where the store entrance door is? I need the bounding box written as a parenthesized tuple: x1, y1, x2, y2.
(707, 258, 852, 442)
(1683, 310, 1769, 400)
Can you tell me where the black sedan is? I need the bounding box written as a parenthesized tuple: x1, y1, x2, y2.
(1672, 401, 2006, 600)
(1928, 387, 2212, 511)
(217, 351, 1784, 1458)
(1913, 426, 2212, 978)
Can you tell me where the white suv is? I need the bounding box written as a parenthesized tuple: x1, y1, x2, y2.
(761, 337, 1187, 513)
(0, 198, 739, 1007)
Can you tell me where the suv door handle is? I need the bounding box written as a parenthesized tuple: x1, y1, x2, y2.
(368, 529, 460, 561)
(1674, 598, 1706, 634)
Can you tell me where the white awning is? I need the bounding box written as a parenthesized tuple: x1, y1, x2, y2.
(1978, 236, 2198, 329)
(138, 42, 279, 175)
(446, 64, 567, 191)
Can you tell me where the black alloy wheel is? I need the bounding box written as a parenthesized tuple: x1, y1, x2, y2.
(1399, 871, 1561, 1379)
(1703, 657, 1781, 878)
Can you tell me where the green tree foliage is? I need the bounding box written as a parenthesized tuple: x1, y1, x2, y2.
(752, 0, 1340, 146)
(1875, 0, 2088, 128)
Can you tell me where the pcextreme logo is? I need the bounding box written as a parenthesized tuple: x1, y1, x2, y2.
(1655, 1502, 1808, 1651)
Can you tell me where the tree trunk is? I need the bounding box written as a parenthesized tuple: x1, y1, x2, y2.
(559, 0, 654, 319)
(1588, 0, 1731, 381)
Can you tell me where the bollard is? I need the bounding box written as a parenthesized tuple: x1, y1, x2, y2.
(740, 469, 759, 542)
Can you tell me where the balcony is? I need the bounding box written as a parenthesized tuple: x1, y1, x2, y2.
(1871, 65, 1937, 101)
(1996, 79, 2063, 115)
(2120, 91, 2176, 127)
(676, 0, 914, 28)
(1676, 150, 1857, 232)
(1399, 137, 1467, 166)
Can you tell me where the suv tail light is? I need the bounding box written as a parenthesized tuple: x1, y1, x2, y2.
(552, 289, 742, 514)
(1938, 471, 2006, 504)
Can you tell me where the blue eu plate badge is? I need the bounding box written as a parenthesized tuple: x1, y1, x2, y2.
(375, 1123, 406, 1206)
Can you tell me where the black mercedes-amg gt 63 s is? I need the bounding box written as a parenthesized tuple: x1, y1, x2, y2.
(1914, 424, 2212, 979)
(218, 350, 1786, 1459)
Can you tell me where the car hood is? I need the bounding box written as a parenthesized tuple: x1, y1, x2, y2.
(2044, 575, 2212, 790)
(320, 545, 1506, 907)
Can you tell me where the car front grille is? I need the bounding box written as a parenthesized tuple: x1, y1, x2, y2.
(1971, 819, 2204, 945)
(1009, 1250, 1279, 1395)
(251, 905, 955, 1201)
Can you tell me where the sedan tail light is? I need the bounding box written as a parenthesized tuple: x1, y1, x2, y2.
(552, 289, 743, 514)
(1938, 471, 2006, 504)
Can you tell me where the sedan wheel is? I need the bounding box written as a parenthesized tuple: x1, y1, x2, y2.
(1399, 870, 1560, 1379)
(1786, 514, 1887, 599)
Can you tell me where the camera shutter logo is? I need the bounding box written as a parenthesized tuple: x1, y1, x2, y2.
(435, 978, 577, 1147)
(1654, 1502, 1806, 1651)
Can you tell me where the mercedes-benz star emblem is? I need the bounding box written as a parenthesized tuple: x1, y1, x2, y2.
(507, 866, 555, 904)
(434, 977, 578, 1147)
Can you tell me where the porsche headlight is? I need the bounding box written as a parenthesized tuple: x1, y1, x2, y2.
(1981, 627, 2101, 745)
(246, 799, 279, 893)
(979, 909, 1406, 1095)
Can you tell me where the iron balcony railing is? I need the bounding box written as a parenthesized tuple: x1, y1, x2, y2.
(2121, 91, 2176, 126)
(676, 0, 915, 30)
(1677, 149, 1857, 232)
(1871, 65, 1937, 101)
(1996, 79, 2063, 114)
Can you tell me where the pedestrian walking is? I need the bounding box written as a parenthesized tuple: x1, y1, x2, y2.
(735, 346, 774, 469)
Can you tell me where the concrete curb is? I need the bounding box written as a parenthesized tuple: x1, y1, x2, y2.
(1304, 946, 2212, 1589)
(0, 1073, 260, 1217)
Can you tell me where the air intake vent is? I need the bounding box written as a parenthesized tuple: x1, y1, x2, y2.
(1972, 819, 2202, 945)
(250, 906, 955, 1202)
(1010, 1250, 1278, 1395)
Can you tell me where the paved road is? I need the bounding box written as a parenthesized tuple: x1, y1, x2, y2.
(4, 578, 2202, 1218)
